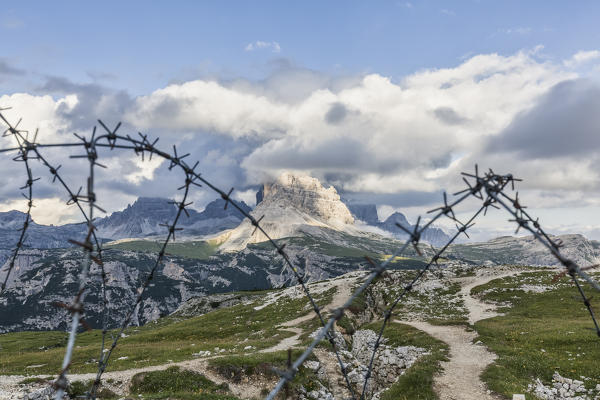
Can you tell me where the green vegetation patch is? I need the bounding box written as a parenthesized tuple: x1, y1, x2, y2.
(380, 277, 468, 326)
(208, 350, 322, 394)
(106, 240, 218, 260)
(473, 271, 600, 397)
(0, 287, 334, 375)
(249, 232, 426, 268)
(130, 366, 235, 399)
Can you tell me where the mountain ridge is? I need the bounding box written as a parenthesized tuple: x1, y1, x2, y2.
(347, 204, 452, 247)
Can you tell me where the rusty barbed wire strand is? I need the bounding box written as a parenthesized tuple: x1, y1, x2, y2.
(2, 116, 358, 399)
(54, 126, 104, 400)
(86, 122, 359, 399)
(468, 167, 600, 336)
(358, 203, 487, 398)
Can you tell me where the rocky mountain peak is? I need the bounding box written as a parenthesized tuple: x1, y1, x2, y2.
(382, 212, 411, 230)
(260, 172, 354, 226)
(0, 210, 33, 230)
(347, 204, 380, 225)
(220, 172, 355, 251)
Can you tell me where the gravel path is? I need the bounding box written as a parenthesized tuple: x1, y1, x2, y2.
(457, 269, 523, 324)
(402, 268, 526, 400)
(259, 271, 363, 353)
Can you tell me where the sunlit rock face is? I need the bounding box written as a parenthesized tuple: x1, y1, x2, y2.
(95, 197, 251, 240)
(221, 172, 356, 251)
(260, 172, 354, 226)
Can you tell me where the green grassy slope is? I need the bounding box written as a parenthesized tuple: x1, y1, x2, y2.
(473, 271, 600, 398)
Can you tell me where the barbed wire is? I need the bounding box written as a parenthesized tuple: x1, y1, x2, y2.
(471, 167, 600, 336)
(0, 112, 358, 399)
(0, 110, 36, 295)
(0, 111, 598, 400)
(0, 112, 111, 397)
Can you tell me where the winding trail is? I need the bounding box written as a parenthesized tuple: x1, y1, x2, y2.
(259, 271, 362, 353)
(401, 268, 524, 400)
(0, 272, 365, 400)
(1, 269, 527, 400)
(0, 357, 267, 400)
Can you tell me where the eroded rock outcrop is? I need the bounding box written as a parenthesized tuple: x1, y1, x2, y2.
(221, 172, 355, 251)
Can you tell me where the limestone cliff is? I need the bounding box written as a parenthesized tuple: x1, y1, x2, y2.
(220, 172, 355, 251)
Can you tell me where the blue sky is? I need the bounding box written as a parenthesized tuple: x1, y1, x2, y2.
(3, 1, 600, 94)
(1, 1, 600, 241)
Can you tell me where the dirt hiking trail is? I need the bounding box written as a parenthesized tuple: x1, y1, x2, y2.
(402, 268, 524, 400)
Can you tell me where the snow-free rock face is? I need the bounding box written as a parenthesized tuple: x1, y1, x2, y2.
(347, 205, 452, 247)
(221, 172, 355, 251)
(95, 197, 251, 240)
(262, 173, 354, 226)
(0, 197, 252, 248)
(348, 204, 380, 225)
(448, 233, 600, 266)
(0, 210, 87, 249)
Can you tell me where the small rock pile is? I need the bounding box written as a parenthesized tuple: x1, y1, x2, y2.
(346, 329, 426, 397)
(529, 372, 599, 399)
(297, 377, 335, 400)
(4, 385, 66, 400)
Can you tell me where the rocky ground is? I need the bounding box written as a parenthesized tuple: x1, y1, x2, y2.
(2, 263, 599, 400)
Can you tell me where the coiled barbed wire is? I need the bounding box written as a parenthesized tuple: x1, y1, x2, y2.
(0, 111, 599, 400)
(0, 113, 357, 399)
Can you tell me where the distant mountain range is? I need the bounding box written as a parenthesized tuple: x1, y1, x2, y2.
(0, 197, 251, 251)
(347, 204, 451, 246)
(1, 172, 598, 333)
(0, 173, 451, 252)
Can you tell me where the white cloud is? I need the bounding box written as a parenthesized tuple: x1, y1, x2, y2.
(244, 41, 281, 53)
(127, 49, 574, 195)
(499, 27, 532, 35)
(124, 155, 165, 185)
(564, 50, 600, 68)
(0, 197, 81, 225)
(2, 48, 600, 241)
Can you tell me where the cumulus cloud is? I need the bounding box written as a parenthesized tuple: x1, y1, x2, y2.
(487, 79, 600, 159)
(564, 50, 600, 68)
(126, 50, 573, 196)
(2, 48, 599, 238)
(244, 41, 281, 53)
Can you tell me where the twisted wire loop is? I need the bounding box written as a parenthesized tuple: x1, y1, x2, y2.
(1, 109, 599, 400)
(54, 128, 102, 399)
